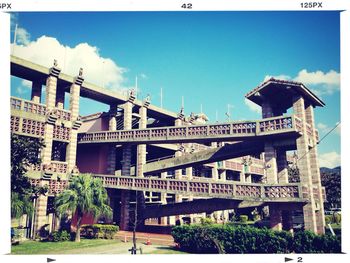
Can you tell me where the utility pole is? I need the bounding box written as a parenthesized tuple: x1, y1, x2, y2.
(160, 87, 163, 108)
(12, 24, 18, 54)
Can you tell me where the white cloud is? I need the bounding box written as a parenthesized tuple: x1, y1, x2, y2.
(11, 33, 130, 93)
(244, 98, 261, 114)
(16, 27, 31, 45)
(263, 69, 340, 96)
(316, 122, 341, 135)
(294, 69, 340, 96)
(263, 74, 291, 82)
(318, 151, 340, 168)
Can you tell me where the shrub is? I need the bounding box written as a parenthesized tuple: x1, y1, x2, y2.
(200, 217, 213, 225)
(325, 215, 332, 224)
(49, 230, 71, 242)
(239, 215, 248, 223)
(171, 225, 341, 254)
(81, 224, 119, 239)
(333, 213, 341, 224)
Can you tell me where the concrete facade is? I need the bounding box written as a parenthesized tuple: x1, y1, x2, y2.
(10, 57, 327, 236)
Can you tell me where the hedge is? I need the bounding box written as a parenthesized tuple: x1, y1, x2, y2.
(81, 224, 119, 239)
(171, 225, 341, 254)
(48, 230, 71, 242)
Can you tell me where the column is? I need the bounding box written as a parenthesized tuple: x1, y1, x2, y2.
(293, 95, 317, 233)
(211, 142, 219, 181)
(159, 172, 168, 225)
(55, 87, 65, 109)
(305, 104, 325, 234)
(262, 100, 274, 118)
(41, 62, 60, 164)
(107, 105, 117, 175)
(120, 91, 135, 230)
(66, 72, 83, 173)
(136, 98, 149, 177)
(264, 142, 278, 183)
(277, 150, 289, 183)
(282, 210, 294, 234)
(270, 204, 282, 231)
(33, 180, 49, 238)
(245, 173, 252, 183)
(31, 81, 42, 104)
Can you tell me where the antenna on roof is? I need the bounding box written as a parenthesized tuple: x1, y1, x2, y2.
(181, 96, 184, 109)
(200, 104, 203, 114)
(12, 23, 18, 54)
(135, 76, 138, 97)
(160, 87, 163, 108)
(226, 104, 234, 121)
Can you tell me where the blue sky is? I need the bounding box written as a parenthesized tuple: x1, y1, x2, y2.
(10, 11, 341, 167)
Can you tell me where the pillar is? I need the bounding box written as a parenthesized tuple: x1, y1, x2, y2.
(55, 87, 65, 109)
(262, 100, 274, 118)
(66, 73, 83, 173)
(31, 81, 42, 104)
(107, 105, 117, 175)
(264, 142, 278, 183)
(239, 171, 244, 182)
(120, 92, 135, 230)
(305, 104, 325, 234)
(269, 205, 282, 231)
(211, 142, 219, 180)
(41, 63, 60, 164)
(33, 180, 49, 238)
(282, 210, 294, 234)
(136, 100, 149, 177)
(277, 150, 289, 183)
(174, 116, 184, 179)
(293, 95, 317, 233)
(245, 173, 252, 183)
(219, 170, 226, 181)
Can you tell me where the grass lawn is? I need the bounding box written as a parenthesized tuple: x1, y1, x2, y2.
(11, 238, 187, 255)
(11, 239, 119, 255)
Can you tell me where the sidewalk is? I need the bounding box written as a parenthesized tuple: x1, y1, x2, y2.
(116, 231, 175, 246)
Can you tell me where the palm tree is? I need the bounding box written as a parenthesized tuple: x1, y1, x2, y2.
(11, 192, 33, 219)
(55, 174, 112, 242)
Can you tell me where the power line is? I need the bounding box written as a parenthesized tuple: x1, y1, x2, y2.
(297, 121, 340, 163)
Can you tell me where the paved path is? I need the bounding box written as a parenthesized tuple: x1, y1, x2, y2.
(116, 231, 175, 246)
(60, 241, 163, 254)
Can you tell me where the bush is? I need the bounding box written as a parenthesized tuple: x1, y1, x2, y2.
(333, 213, 341, 224)
(81, 224, 119, 239)
(325, 215, 332, 224)
(48, 230, 71, 242)
(239, 215, 248, 223)
(200, 217, 213, 225)
(171, 225, 341, 254)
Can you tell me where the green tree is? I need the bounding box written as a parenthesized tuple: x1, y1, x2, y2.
(55, 174, 112, 242)
(11, 134, 45, 219)
(321, 169, 341, 210)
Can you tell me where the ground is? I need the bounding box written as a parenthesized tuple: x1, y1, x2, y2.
(11, 231, 186, 255)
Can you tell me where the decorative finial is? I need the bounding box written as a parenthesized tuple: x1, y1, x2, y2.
(53, 59, 58, 67)
(79, 67, 83, 77)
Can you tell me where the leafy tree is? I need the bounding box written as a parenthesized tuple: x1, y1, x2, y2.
(288, 165, 300, 183)
(11, 134, 45, 219)
(320, 168, 341, 210)
(55, 174, 112, 242)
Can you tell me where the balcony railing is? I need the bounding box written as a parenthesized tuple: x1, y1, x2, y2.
(11, 96, 71, 121)
(79, 115, 300, 144)
(92, 174, 304, 201)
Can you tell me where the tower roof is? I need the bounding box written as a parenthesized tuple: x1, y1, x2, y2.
(245, 78, 325, 109)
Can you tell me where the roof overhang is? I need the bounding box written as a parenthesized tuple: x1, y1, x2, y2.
(245, 78, 325, 109)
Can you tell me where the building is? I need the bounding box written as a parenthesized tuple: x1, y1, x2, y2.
(10, 55, 326, 238)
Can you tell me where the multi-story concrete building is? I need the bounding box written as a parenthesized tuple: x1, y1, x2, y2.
(10, 55, 326, 238)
